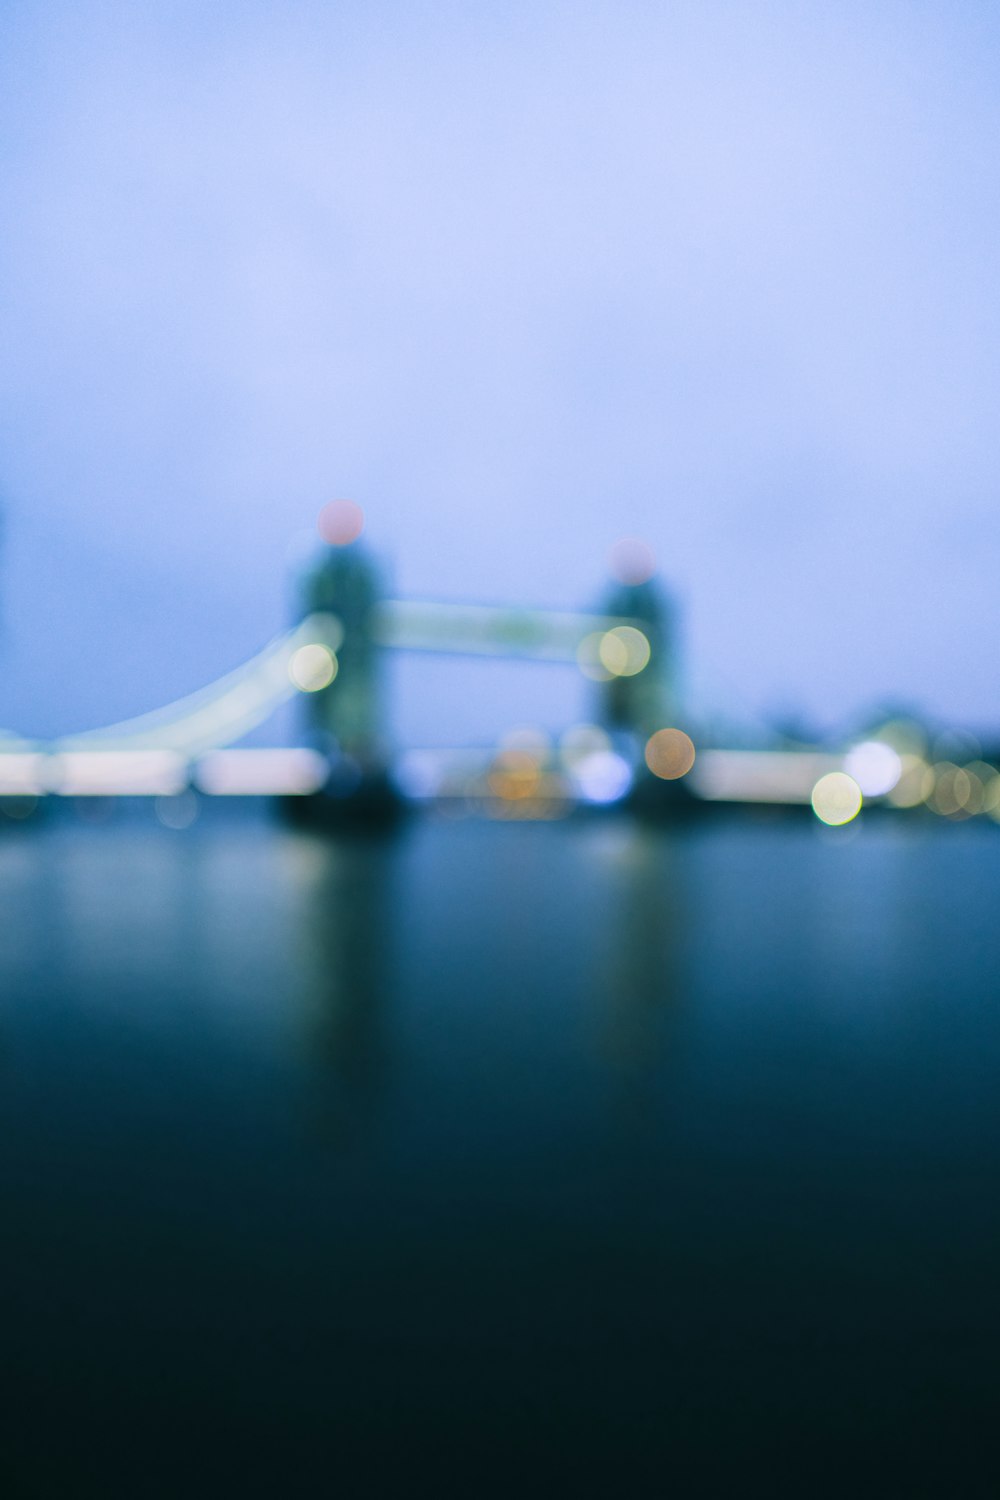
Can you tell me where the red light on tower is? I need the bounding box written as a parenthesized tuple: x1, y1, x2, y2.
(318, 499, 365, 546)
(608, 536, 656, 585)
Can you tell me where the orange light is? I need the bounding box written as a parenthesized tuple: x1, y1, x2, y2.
(488, 749, 541, 800)
(645, 728, 696, 780)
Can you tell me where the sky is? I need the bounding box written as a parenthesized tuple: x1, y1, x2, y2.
(1, 0, 999, 747)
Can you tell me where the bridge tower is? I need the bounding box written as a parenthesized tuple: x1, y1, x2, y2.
(299, 501, 390, 805)
(596, 538, 675, 747)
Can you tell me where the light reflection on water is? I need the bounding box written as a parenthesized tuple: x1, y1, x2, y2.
(0, 812, 998, 1495)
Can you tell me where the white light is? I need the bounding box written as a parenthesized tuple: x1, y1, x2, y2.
(54, 751, 187, 796)
(194, 749, 329, 796)
(690, 751, 841, 803)
(0, 754, 47, 795)
(843, 741, 902, 797)
(573, 750, 633, 805)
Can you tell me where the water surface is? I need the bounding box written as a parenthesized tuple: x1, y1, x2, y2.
(0, 810, 997, 1495)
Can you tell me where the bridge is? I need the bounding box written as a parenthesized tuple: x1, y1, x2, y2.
(0, 502, 957, 824)
(0, 504, 686, 814)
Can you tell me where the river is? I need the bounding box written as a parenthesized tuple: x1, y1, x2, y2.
(0, 807, 997, 1495)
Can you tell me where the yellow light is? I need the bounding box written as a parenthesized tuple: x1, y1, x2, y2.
(598, 626, 650, 678)
(645, 728, 696, 780)
(811, 771, 862, 826)
(887, 755, 934, 808)
(984, 772, 1000, 821)
(928, 762, 970, 817)
(926, 761, 992, 818)
(960, 763, 991, 816)
(289, 643, 337, 692)
(488, 750, 541, 800)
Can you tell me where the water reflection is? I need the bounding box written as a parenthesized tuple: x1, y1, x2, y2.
(294, 830, 395, 1146)
(592, 826, 685, 1100)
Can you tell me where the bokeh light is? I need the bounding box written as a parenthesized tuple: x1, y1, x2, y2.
(289, 643, 338, 692)
(928, 762, 973, 817)
(577, 632, 613, 681)
(960, 762, 994, 816)
(874, 718, 927, 756)
(572, 750, 633, 804)
(645, 728, 696, 780)
(811, 771, 862, 826)
(598, 626, 650, 678)
(608, 537, 656, 585)
(155, 790, 199, 829)
(843, 740, 902, 796)
(317, 499, 365, 546)
(983, 772, 1000, 821)
(488, 749, 542, 801)
(484, 737, 569, 818)
(887, 755, 934, 808)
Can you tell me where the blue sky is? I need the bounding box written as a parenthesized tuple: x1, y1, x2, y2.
(2, 1, 999, 745)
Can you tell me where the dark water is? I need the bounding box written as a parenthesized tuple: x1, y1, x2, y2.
(0, 808, 998, 1496)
